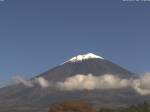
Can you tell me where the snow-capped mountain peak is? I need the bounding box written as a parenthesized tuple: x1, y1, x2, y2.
(68, 53, 104, 62)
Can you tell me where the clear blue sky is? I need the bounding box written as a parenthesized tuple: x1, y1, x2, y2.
(0, 0, 150, 87)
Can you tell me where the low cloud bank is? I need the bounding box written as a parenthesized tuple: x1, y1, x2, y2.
(132, 73, 150, 95)
(34, 77, 49, 88)
(12, 73, 150, 95)
(57, 74, 130, 90)
(13, 76, 49, 88)
(13, 76, 34, 87)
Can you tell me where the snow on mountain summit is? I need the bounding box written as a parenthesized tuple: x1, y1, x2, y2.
(68, 53, 104, 62)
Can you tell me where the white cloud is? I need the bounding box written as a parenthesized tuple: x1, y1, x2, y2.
(57, 74, 130, 90)
(34, 77, 49, 88)
(132, 73, 150, 95)
(12, 73, 150, 95)
(12, 75, 34, 87)
(56, 73, 150, 95)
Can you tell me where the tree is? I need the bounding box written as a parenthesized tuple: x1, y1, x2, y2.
(49, 100, 96, 112)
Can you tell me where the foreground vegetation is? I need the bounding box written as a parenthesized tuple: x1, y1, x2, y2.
(49, 100, 96, 112)
(49, 101, 150, 112)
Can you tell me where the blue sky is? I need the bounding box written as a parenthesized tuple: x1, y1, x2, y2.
(0, 0, 150, 87)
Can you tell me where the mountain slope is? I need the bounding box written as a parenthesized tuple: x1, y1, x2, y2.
(37, 53, 135, 81)
(0, 53, 144, 112)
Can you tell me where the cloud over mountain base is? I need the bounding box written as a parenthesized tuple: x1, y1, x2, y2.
(12, 73, 150, 95)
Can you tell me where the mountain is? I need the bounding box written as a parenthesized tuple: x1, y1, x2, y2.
(0, 53, 148, 112)
(37, 53, 134, 81)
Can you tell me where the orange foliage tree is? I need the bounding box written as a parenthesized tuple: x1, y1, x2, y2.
(49, 100, 96, 112)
